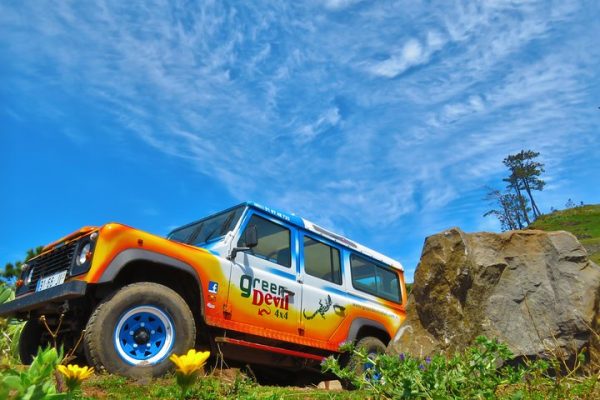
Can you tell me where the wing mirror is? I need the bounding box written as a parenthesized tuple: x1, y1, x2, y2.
(244, 225, 258, 248)
(228, 225, 258, 260)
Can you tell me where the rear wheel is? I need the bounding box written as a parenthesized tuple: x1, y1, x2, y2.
(341, 336, 386, 390)
(84, 282, 195, 378)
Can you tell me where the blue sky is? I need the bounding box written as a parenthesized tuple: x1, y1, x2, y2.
(1, 1, 599, 281)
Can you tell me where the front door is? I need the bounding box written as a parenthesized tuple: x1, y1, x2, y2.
(227, 212, 301, 337)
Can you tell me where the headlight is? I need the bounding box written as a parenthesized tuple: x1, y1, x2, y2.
(77, 242, 92, 266)
(71, 235, 96, 276)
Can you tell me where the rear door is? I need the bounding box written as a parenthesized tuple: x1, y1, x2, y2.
(299, 233, 350, 342)
(227, 211, 301, 337)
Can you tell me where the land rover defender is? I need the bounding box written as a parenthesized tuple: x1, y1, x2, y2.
(0, 202, 407, 384)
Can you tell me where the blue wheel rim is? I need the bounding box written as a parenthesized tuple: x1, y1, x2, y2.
(363, 352, 382, 381)
(114, 305, 175, 365)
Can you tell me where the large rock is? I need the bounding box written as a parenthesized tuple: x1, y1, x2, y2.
(390, 228, 600, 362)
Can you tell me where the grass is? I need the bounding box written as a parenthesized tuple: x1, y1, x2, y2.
(78, 372, 363, 400)
(529, 204, 600, 264)
(75, 372, 600, 400)
(79, 373, 600, 400)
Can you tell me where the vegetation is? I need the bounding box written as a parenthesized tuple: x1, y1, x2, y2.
(1, 346, 66, 400)
(485, 150, 545, 230)
(324, 336, 599, 400)
(0, 346, 363, 399)
(1, 327, 600, 398)
(0, 285, 24, 366)
(2, 246, 44, 283)
(529, 204, 600, 264)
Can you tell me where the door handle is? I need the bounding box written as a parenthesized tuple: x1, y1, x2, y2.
(333, 304, 346, 316)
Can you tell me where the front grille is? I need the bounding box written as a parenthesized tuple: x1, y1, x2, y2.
(25, 241, 78, 292)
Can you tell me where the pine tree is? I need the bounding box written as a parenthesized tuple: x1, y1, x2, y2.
(502, 150, 545, 222)
(484, 189, 523, 231)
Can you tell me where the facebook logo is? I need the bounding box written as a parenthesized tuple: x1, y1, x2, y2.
(208, 281, 219, 294)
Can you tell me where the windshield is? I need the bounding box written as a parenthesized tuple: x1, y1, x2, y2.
(168, 205, 245, 246)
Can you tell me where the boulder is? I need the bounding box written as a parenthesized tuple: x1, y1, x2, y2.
(390, 228, 600, 363)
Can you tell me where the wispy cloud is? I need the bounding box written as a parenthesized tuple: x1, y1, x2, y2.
(322, 0, 362, 11)
(295, 107, 341, 144)
(368, 31, 446, 78)
(1, 0, 599, 277)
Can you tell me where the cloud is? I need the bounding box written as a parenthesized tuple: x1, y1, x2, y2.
(368, 33, 446, 78)
(323, 0, 362, 11)
(1, 0, 598, 278)
(295, 107, 341, 144)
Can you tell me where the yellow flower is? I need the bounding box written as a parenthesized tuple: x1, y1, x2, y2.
(57, 364, 94, 391)
(169, 349, 210, 376)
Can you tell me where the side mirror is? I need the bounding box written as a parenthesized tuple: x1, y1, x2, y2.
(245, 225, 258, 248)
(228, 225, 258, 260)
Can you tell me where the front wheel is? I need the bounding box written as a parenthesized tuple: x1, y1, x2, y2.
(84, 282, 196, 378)
(19, 319, 44, 364)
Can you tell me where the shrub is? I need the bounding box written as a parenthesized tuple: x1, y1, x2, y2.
(0, 346, 66, 400)
(323, 336, 526, 399)
(0, 284, 24, 366)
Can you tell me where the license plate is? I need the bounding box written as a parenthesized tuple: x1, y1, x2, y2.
(36, 270, 67, 292)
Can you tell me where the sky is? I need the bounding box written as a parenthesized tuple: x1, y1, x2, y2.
(1, 0, 599, 282)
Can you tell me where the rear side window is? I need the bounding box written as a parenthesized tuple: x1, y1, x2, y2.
(303, 236, 342, 284)
(238, 215, 292, 268)
(350, 254, 401, 303)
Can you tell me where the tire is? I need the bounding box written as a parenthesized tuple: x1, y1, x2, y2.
(341, 336, 386, 390)
(84, 282, 196, 378)
(19, 319, 44, 364)
(19, 317, 87, 365)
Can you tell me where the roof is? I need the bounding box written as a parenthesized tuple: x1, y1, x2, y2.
(246, 202, 403, 271)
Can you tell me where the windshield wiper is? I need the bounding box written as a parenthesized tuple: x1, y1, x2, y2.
(203, 211, 237, 243)
(220, 211, 237, 236)
(187, 223, 204, 245)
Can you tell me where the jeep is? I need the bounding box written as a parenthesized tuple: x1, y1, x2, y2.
(0, 202, 407, 385)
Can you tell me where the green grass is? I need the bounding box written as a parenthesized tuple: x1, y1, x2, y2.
(529, 204, 600, 264)
(79, 373, 364, 400)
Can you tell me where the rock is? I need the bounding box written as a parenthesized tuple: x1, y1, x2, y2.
(390, 228, 600, 363)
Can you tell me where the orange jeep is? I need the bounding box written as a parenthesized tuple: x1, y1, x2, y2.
(0, 202, 407, 384)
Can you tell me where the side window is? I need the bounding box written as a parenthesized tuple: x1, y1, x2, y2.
(350, 254, 401, 303)
(238, 215, 292, 268)
(303, 236, 342, 284)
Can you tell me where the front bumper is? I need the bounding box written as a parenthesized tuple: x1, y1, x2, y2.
(0, 281, 87, 318)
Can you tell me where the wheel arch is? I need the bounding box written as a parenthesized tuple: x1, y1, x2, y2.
(96, 249, 204, 323)
(347, 318, 391, 346)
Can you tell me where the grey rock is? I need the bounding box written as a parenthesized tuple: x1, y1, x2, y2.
(390, 228, 600, 362)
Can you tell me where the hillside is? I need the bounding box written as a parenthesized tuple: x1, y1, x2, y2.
(529, 204, 600, 264)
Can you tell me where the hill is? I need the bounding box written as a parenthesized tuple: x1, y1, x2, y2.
(529, 204, 600, 264)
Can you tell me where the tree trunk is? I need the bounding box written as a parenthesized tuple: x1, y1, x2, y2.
(523, 179, 541, 218)
(514, 186, 530, 226)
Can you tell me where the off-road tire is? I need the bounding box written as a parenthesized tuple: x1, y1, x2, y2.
(19, 318, 44, 364)
(341, 336, 387, 390)
(84, 282, 195, 378)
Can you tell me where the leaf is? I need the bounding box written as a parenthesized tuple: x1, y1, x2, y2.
(2, 374, 23, 391)
(0, 287, 13, 303)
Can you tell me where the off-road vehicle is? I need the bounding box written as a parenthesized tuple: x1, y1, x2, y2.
(0, 202, 407, 384)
